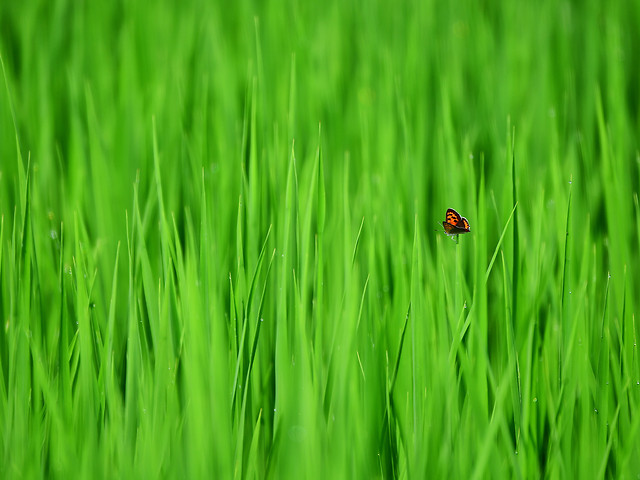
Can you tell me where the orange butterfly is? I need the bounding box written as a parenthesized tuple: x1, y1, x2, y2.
(442, 208, 471, 236)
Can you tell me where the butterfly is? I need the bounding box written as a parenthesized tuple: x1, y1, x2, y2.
(442, 208, 471, 236)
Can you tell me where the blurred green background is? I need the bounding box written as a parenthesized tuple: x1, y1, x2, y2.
(1, 0, 639, 478)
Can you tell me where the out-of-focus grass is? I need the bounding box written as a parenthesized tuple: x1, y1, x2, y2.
(1, 0, 640, 477)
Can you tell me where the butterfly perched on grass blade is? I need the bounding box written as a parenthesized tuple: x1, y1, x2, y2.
(442, 208, 471, 236)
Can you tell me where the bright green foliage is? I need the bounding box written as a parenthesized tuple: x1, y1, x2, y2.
(1, 0, 640, 478)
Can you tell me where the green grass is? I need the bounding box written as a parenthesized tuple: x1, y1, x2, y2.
(1, 0, 640, 477)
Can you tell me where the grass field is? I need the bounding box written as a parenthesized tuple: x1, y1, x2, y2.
(1, 0, 640, 478)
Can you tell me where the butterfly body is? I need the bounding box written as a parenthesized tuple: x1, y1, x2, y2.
(442, 208, 471, 236)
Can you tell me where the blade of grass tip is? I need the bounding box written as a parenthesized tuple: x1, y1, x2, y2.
(382, 350, 398, 477)
(596, 403, 621, 479)
(1, 53, 26, 213)
(510, 123, 519, 348)
(238, 74, 258, 275)
(167, 214, 188, 380)
(447, 299, 472, 367)
(19, 155, 30, 262)
(390, 303, 411, 395)
(470, 365, 513, 480)
(247, 75, 259, 271)
(253, 16, 264, 94)
(236, 193, 246, 322)
(379, 302, 411, 461)
(133, 180, 159, 365)
(7, 202, 31, 468)
(287, 53, 296, 143)
(240, 65, 251, 180)
(199, 167, 212, 318)
(245, 248, 276, 393)
(470, 151, 489, 404)
(231, 226, 272, 411)
(270, 121, 297, 477)
(558, 176, 572, 387)
(57, 221, 73, 425)
(410, 214, 423, 436)
(73, 212, 97, 433)
(234, 248, 276, 478)
(152, 116, 173, 280)
(355, 275, 370, 333)
(124, 189, 142, 445)
(245, 226, 273, 324)
(104, 241, 121, 411)
(9, 187, 33, 466)
(341, 153, 352, 270)
(351, 217, 365, 267)
(501, 250, 522, 455)
(170, 213, 186, 291)
(277, 140, 297, 338)
(484, 203, 518, 284)
(315, 123, 325, 347)
(229, 273, 240, 419)
(595, 272, 611, 411)
(171, 211, 191, 371)
(300, 133, 319, 309)
(619, 377, 640, 473)
(245, 409, 264, 479)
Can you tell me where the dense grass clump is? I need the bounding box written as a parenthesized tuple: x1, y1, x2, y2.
(1, 0, 640, 477)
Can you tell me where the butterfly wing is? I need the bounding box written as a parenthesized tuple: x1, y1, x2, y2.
(442, 220, 456, 234)
(445, 208, 462, 226)
(443, 208, 471, 235)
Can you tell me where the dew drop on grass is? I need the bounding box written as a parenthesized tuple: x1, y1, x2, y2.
(50, 230, 57, 239)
